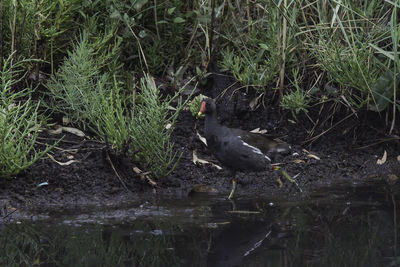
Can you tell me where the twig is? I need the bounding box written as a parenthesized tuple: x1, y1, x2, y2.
(126, 22, 149, 74)
(304, 112, 355, 145)
(278, 0, 288, 100)
(106, 152, 129, 191)
(133, 167, 157, 188)
(153, 0, 159, 40)
(0, 0, 4, 69)
(210, 0, 215, 58)
(353, 136, 400, 150)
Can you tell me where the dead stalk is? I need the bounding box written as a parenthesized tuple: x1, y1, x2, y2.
(304, 112, 355, 145)
(278, 0, 288, 100)
(0, 0, 3, 69)
(153, 0, 160, 39)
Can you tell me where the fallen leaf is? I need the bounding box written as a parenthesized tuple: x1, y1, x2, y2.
(133, 167, 142, 174)
(192, 149, 222, 170)
(197, 131, 207, 146)
(249, 95, 262, 110)
(167, 105, 177, 111)
(250, 128, 268, 134)
(47, 126, 63, 135)
(397, 155, 400, 162)
(61, 126, 85, 137)
(149, 75, 157, 92)
(62, 117, 71, 125)
(293, 159, 305, 164)
(303, 149, 321, 160)
(47, 154, 79, 166)
(306, 154, 321, 160)
(377, 150, 387, 165)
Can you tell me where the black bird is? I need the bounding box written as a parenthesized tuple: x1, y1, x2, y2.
(198, 98, 290, 199)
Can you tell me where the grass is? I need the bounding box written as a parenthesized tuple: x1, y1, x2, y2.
(131, 74, 192, 178)
(0, 55, 54, 178)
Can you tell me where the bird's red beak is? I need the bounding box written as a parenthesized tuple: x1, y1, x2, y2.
(198, 101, 206, 115)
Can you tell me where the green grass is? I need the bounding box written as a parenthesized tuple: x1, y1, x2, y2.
(0, 55, 54, 178)
(131, 74, 192, 178)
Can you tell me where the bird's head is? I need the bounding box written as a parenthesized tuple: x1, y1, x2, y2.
(197, 98, 216, 116)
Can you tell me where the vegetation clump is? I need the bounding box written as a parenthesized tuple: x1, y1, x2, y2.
(0, 56, 53, 178)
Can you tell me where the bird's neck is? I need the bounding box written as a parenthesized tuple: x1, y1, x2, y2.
(205, 112, 219, 133)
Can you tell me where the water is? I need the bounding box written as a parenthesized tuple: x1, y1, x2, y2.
(1, 182, 399, 267)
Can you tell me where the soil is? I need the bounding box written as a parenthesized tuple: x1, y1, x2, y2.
(1, 69, 400, 220)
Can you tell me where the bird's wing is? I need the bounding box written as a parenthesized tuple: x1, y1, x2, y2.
(218, 134, 272, 162)
(230, 128, 285, 154)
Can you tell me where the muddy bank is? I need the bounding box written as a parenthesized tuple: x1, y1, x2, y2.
(0, 72, 399, 221)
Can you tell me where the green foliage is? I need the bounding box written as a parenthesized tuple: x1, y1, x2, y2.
(1, 0, 82, 69)
(86, 76, 131, 153)
(0, 55, 53, 178)
(220, 46, 279, 91)
(45, 30, 121, 124)
(106, 0, 195, 75)
(218, 0, 298, 94)
(45, 32, 189, 177)
(45, 30, 129, 152)
(280, 70, 310, 118)
(306, 10, 386, 109)
(188, 94, 207, 117)
(131, 74, 188, 178)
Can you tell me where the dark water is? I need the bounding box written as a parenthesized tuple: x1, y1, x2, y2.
(1, 182, 399, 267)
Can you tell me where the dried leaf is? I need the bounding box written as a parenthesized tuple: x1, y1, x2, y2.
(249, 95, 262, 110)
(377, 150, 387, 165)
(303, 149, 321, 160)
(197, 131, 207, 146)
(61, 126, 85, 137)
(149, 75, 157, 92)
(250, 128, 268, 134)
(192, 149, 222, 170)
(47, 154, 79, 166)
(133, 167, 142, 174)
(306, 154, 321, 160)
(62, 117, 71, 125)
(397, 155, 400, 162)
(167, 105, 177, 111)
(47, 126, 63, 135)
(293, 159, 305, 164)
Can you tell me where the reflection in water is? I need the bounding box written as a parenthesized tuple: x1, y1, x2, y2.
(0, 184, 399, 266)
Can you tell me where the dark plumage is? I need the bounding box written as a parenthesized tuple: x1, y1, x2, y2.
(198, 98, 290, 199)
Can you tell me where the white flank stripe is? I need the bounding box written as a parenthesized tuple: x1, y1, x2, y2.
(239, 137, 271, 161)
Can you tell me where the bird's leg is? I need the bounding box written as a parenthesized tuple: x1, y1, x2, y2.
(272, 165, 302, 192)
(228, 178, 237, 199)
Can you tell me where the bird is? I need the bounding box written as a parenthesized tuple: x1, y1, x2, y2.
(197, 98, 291, 199)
